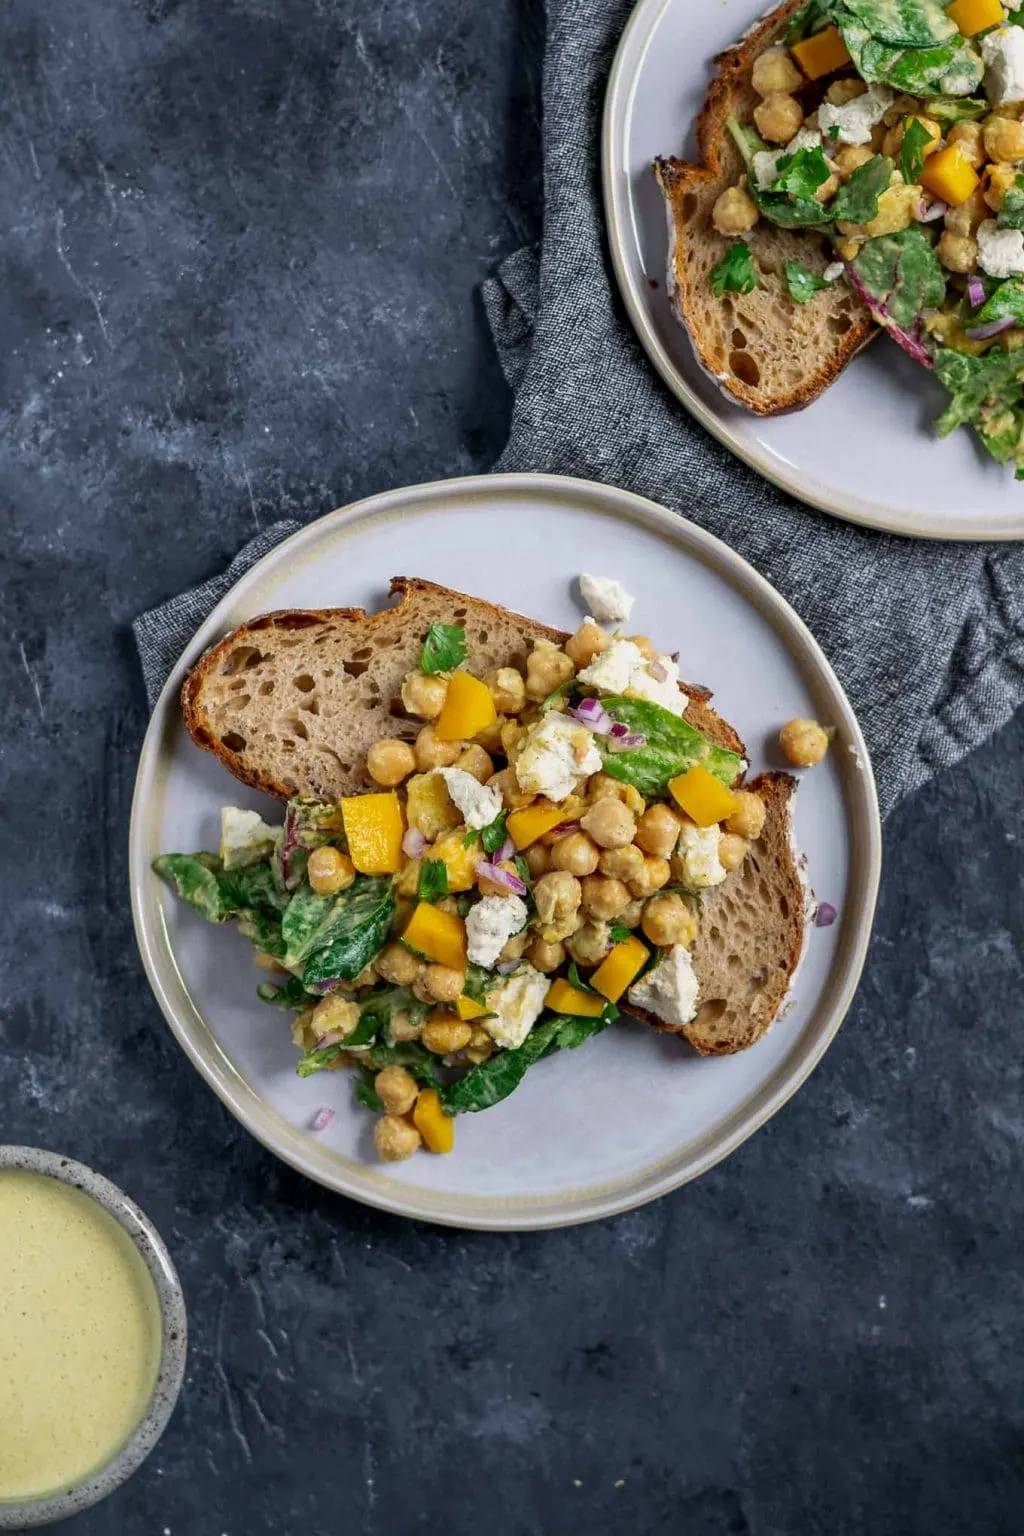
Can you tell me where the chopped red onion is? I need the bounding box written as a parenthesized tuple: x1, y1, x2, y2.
(402, 827, 427, 859)
(496, 836, 515, 864)
(647, 660, 668, 682)
(918, 198, 947, 223)
(496, 960, 519, 975)
(609, 722, 629, 739)
(571, 697, 613, 735)
(475, 860, 528, 896)
(967, 275, 985, 309)
(814, 902, 837, 928)
(608, 731, 647, 752)
(316, 1030, 347, 1048)
(312, 1107, 335, 1132)
(965, 316, 1017, 341)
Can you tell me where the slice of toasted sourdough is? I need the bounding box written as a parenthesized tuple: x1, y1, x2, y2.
(181, 577, 745, 801)
(653, 0, 875, 415)
(628, 772, 805, 1054)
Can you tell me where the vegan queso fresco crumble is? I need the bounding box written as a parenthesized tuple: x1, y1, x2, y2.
(155, 579, 829, 1164)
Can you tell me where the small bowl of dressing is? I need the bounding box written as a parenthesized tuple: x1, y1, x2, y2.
(0, 1147, 187, 1529)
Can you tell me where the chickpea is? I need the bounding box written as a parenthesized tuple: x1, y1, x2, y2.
(575, 804, 631, 858)
(551, 831, 601, 877)
(834, 143, 874, 181)
(754, 92, 804, 145)
(868, 122, 887, 153)
(826, 77, 867, 106)
(488, 767, 534, 811)
(861, 185, 919, 240)
(533, 870, 583, 942)
(291, 1008, 317, 1051)
(881, 121, 905, 160)
(985, 161, 1020, 212)
(586, 773, 646, 816)
(374, 1115, 421, 1162)
(421, 1015, 473, 1055)
(485, 666, 526, 714)
(367, 737, 417, 787)
(307, 845, 356, 896)
(947, 120, 985, 170)
(527, 937, 565, 973)
(422, 963, 465, 1003)
(498, 930, 530, 964)
(564, 621, 610, 669)
(389, 1007, 425, 1042)
(725, 790, 767, 841)
(937, 231, 978, 273)
(465, 1027, 496, 1065)
(597, 843, 645, 882)
(580, 875, 631, 921)
(984, 115, 1024, 165)
(401, 670, 447, 720)
(627, 854, 671, 900)
(254, 949, 286, 972)
(617, 898, 644, 929)
(525, 641, 575, 700)
(310, 993, 361, 1041)
(712, 184, 759, 235)
(719, 833, 749, 872)
(414, 723, 462, 771)
(455, 743, 493, 783)
(374, 941, 423, 987)
(635, 803, 683, 859)
(752, 48, 804, 97)
(779, 716, 830, 767)
(565, 921, 613, 967)
(474, 717, 505, 755)
(641, 893, 699, 948)
(374, 1065, 418, 1117)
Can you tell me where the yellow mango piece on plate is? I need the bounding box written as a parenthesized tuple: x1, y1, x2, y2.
(435, 671, 497, 742)
(413, 1088, 454, 1153)
(790, 24, 851, 79)
(430, 829, 481, 892)
(668, 765, 739, 827)
(340, 792, 404, 874)
(545, 978, 606, 1018)
(455, 994, 489, 1021)
(506, 801, 566, 849)
(945, 0, 1003, 36)
(402, 902, 467, 970)
(920, 144, 980, 207)
(590, 936, 650, 1003)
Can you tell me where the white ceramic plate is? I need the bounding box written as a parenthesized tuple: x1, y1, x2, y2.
(131, 473, 881, 1230)
(603, 0, 1024, 541)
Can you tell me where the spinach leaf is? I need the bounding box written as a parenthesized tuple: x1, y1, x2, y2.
(771, 146, 831, 201)
(725, 115, 766, 172)
(849, 228, 945, 345)
(228, 861, 290, 915)
(282, 885, 335, 965)
(567, 960, 599, 995)
(785, 260, 831, 304)
(975, 279, 1024, 327)
(359, 1040, 442, 1084)
(479, 812, 508, 856)
(420, 623, 466, 675)
(153, 853, 238, 923)
(785, 0, 829, 42)
(921, 94, 986, 122)
(710, 242, 758, 296)
(257, 975, 316, 1011)
(834, 0, 956, 49)
(751, 181, 834, 230)
(299, 877, 396, 989)
(443, 1017, 562, 1114)
(933, 346, 1024, 440)
(275, 798, 341, 889)
(597, 698, 744, 797)
(296, 1043, 346, 1077)
(997, 175, 1024, 231)
(899, 117, 932, 184)
(553, 1014, 613, 1050)
(838, 19, 983, 96)
(418, 858, 449, 903)
(237, 910, 286, 958)
(357, 986, 431, 1044)
(354, 1074, 384, 1112)
(831, 155, 894, 225)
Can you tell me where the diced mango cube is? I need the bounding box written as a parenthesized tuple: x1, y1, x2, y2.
(405, 772, 462, 840)
(413, 1088, 454, 1153)
(430, 829, 481, 892)
(402, 902, 467, 969)
(545, 978, 606, 1018)
(455, 993, 489, 1021)
(790, 25, 851, 80)
(920, 143, 980, 206)
(435, 671, 498, 742)
(668, 765, 739, 827)
(945, 0, 1004, 36)
(506, 800, 566, 849)
(341, 792, 404, 874)
(590, 936, 650, 1003)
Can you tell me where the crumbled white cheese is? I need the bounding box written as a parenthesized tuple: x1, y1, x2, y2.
(220, 806, 279, 870)
(577, 572, 635, 625)
(514, 712, 602, 802)
(434, 767, 502, 831)
(465, 894, 528, 968)
(817, 84, 893, 147)
(483, 964, 549, 1049)
(941, 70, 980, 97)
(822, 261, 845, 283)
(977, 218, 1024, 279)
(577, 639, 688, 717)
(675, 822, 728, 889)
(626, 945, 700, 1029)
(751, 125, 822, 190)
(981, 25, 1024, 106)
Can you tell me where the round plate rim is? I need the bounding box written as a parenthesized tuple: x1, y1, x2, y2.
(130, 470, 882, 1231)
(601, 0, 1024, 543)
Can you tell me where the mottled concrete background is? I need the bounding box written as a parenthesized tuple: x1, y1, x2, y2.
(1, 1, 1022, 1532)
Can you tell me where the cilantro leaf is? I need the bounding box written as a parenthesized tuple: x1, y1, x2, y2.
(771, 146, 831, 201)
(997, 174, 1024, 231)
(710, 241, 758, 297)
(975, 279, 1024, 328)
(831, 155, 894, 226)
(785, 260, 831, 305)
(420, 623, 466, 675)
(417, 858, 449, 903)
(900, 118, 933, 185)
(609, 924, 631, 944)
(479, 812, 508, 856)
(354, 1075, 383, 1112)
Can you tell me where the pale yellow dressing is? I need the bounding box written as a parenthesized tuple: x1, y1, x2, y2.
(0, 1170, 163, 1503)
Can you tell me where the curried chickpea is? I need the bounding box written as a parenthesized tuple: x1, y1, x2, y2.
(937, 230, 978, 273)
(580, 796, 636, 850)
(307, 845, 356, 896)
(565, 920, 613, 967)
(488, 767, 535, 811)
(751, 47, 804, 97)
(551, 831, 601, 877)
(779, 717, 830, 767)
(533, 870, 583, 941)
(465, 1026, 496, 1065)
(947, 120, 985, 170)
(985, 161, 1020, 211)
(984, 115, 1024, 165)
(628, 854, 671, 900)
(498, 930, 530, 964)
(834, 143, 874, 181)
(580, 875, 631, 921)
(641, 893, 698, 948)
(586, 773, 645, 816)
(826, 77, 867, 106)
(485, 666, 527, 714)
(389, 1007, 425, 1042)
(310, 993, 361, 1041)
(374, 941, 423, 987)
(718, 833, 749, 872)
(597, 843, 645, 882)
(454, 743, 494, 783)
(617, 898, 645, 930)
(725, 790, 766, 841)
(564, 621, 610, 669)
(635, 803, 682, 859)
(525, 641, 575, 700)
(712, 184, 759, 236)
(374, 1065, 418, 1117)
(527, 936, 565, 973)
(414, 722, 462, 771)
(401, 670, 447, 720)
(422, 963, 465, 1003)
(881, 121, 905, 160)
(754, 92, 804, 145)
(421, 1014, 473, 1055)
(523, 842, 551, 878)
(946, 186, 988, 234)
(374, 1115, 421, 1162)
(367, 738, 417, 787)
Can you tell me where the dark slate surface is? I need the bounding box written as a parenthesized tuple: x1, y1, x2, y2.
(1, 1, 1022, 1532)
